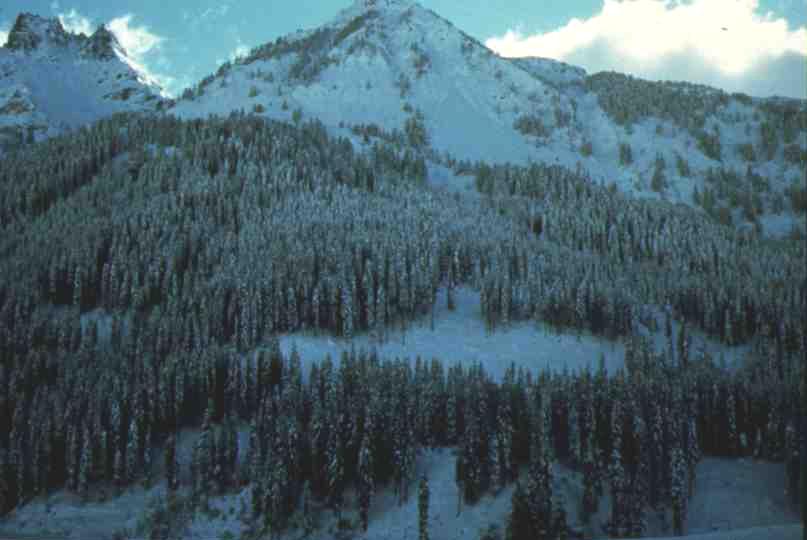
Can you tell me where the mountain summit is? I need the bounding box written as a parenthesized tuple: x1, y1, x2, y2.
(5, 13, 72, 52)
(167, 0, 804, 232)
(171, 0, 581, 166)
(80, 24, 125, 61)
(4, 12, 124, 61)
(0, 13, 165, 152)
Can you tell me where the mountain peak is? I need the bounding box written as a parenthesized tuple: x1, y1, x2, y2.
(81, 24, 123, 61)
(4, 13, 70, 52)
(355, 0, 417, 9)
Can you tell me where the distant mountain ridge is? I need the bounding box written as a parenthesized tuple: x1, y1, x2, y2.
(2, 3, 805, 235)
(0, 12, 166, 152)
(164, 0, 804, 235)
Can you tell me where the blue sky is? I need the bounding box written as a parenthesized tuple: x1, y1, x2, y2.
(0, 0, 804, 99)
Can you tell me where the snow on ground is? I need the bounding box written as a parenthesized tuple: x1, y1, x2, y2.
(279, 286, 629, 385)
(686, 458, 800, 534)
(1, 447, 799, 540)
(758, 211, 804, 238)
(632, 303, 754, 374)
(623, 525, 803, 540)
(0, 482, 159, 539)
(1, 292, 796, 540)
(276, 285, 753, 387)
(425, 161, 479, 196)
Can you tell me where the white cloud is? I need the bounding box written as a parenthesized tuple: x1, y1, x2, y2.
(107, 14, 163, 57)
(100, 14, 179, 97)
(0, 18, 9, 46)
(485, 0, 807, 98)
(58, 8, 95, 37)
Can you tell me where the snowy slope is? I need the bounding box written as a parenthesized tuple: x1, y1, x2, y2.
(0, 13, 166, 151)
(168, 0, 578, 168)
(167, 0, 805, 234)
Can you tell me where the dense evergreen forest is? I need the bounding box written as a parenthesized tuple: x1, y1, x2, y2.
(0, 110, 803, 539)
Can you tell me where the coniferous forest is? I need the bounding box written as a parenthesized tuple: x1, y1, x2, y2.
(0, 110, 804, 539)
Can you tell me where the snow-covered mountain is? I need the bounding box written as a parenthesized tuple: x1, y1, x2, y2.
(168, 0, 805, 235)
(1, 1, 804, 234)
(0, 12, 166, 152)
(170, 0, 578, 165)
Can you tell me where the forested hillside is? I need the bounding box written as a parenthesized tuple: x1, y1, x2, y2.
(0, 110, 803, 539)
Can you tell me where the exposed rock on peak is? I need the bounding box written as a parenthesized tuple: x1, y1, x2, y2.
(81, 25, 123, 61)
(4, 13, 70, 51)
(354, 0, 417, 10)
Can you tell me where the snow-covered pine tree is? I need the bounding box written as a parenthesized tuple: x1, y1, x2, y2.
(326, 416, 345, 519)
(418, 474, 430, 540)
(428, 358, 447, 446)
(506, 481, 533, 540)
(165, 431, 179, 492)
(193, 399, 214, 503)
(342, 276, 354, 339)
(446, 374, 458, 446)
(627, 480, 647, 538)
(264, 445, 287, 535)
(241, 419, 258, 487)
(606, 446, 627, 538)
(227, 418, 239, 490)
(113, 446, 124, 490)
(477, 379, 493, 494)
(461, 394, 481, 505)
(678, 321, 690, 368)
(551, 491, 569, 540)
(568, 394, 581, 467)
(215, 424, 227, 493)
(142, 425, 153, 489)
(490, 432, 505, 494)
(581, 442, 599, 524)
(99, 428, 109, 485)
(727, 387, 738, 457)
(527, 423, 553, 539)
(310, 400, 329, 500)
(67, 424, 80, 492)
(78, 425, 91, 500)
(670, 444, 688, 536)
(800, 353, 806, 540)
(784, 420, 799, 508)
(455, 450, 465, 516)
(251, 466, 265, 520)
(686, 416, 700, 498)
(358, 431, 373, 532)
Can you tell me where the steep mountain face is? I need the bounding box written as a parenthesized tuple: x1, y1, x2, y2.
(0, 13, 166, 152)
(2, 3, 804, 235)
(170, 0, 580, 165)
(169, 0, 805, 235)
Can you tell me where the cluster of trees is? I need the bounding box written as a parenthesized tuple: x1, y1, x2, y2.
(619, 143, 633, 166)
(0, 109, 803, 535)
(468, 160, 805, 356)
(584, 72, 729, 133)
(0, 308, 801, 537)
(585, 72, 807, 170)
(513, 115, 549, 138)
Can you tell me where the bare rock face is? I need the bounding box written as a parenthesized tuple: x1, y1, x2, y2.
(81, 25, 123, 61)
(5, 13, 71, 51)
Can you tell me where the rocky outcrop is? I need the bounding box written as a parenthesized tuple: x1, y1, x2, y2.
(4, 13, 71, 51)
